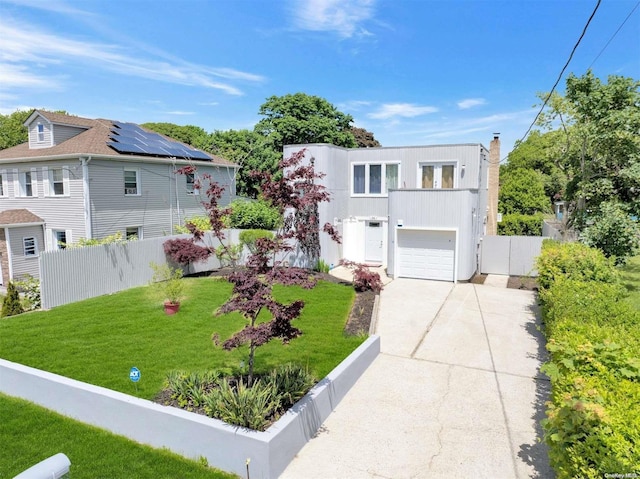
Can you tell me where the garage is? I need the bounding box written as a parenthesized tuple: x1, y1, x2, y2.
(396, 228, 456, 281)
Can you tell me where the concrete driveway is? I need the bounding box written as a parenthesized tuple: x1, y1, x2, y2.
(281, 278, 553, 478)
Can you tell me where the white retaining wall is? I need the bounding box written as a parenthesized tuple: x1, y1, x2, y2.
(0, 335, 380, 479)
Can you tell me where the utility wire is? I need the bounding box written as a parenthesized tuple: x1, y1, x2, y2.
(514, 0, 602, 149)
(589, 1, 639, 69)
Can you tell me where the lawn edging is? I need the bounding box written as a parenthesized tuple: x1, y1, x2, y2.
(0, 335, 380, 478)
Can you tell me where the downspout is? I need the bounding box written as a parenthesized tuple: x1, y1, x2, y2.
(5, 227, 13, 281)
(81, 157, 93, 239)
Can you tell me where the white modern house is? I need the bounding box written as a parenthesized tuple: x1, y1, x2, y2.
(0, 110, 238, 285)
(284, 136, 500, 282)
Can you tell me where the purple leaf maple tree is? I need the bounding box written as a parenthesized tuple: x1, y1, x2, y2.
(165, 150, 340, 385)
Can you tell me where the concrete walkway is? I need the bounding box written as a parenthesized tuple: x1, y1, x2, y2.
(281, 278, 553, 478)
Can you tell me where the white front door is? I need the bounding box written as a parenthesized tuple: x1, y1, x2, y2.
(365, 221, 384, 263)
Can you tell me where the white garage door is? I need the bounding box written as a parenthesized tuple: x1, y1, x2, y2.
(397, 229, 455, 281)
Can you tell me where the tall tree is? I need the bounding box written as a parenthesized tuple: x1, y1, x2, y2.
(350, 126, 381, 148)
(499, 168, 550, 215)
(254, 93, 357, 152)
(209, 129, 280, 198)
(0, 110, 31, 150)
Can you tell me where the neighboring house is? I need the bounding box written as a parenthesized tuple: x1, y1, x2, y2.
(284, 136, 500, 282)
(0, 110, 238, 285)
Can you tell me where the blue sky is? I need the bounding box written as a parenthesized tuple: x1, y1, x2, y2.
(0, 0, 638, 157)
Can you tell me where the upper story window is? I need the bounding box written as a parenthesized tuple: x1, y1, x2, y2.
(23, 237, 38, 257)
(37, 123, 45, 142)
(124, 168, 140, 196)
(0, 171, 6, 197)
(352, 163, 400, 196)
(186, 173, 199, 195)
(19, 170, 36, 197)
(45, 167, 69, 196)
(418, 162, 457, 189)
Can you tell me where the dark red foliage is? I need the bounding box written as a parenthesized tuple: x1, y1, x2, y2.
(340, 260, 384, 294)
(163, 238, 211, 266)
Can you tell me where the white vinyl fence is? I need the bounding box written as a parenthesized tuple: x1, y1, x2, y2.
(480, 235, 546, 276)
(39, 232, 229, 309)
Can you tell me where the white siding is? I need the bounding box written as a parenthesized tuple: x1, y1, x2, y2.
(52, 124, 86, 144)
(28, 116, 52, 148)
(7, 225, 43, 280)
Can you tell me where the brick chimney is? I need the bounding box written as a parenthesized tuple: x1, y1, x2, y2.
(486, 133, 500, 235)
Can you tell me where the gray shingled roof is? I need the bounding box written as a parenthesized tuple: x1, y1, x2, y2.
(0, 111, 235, 166)
(0, 209, 44, 226)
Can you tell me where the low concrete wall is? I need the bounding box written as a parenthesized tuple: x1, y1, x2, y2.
(0, 335, 380, 479)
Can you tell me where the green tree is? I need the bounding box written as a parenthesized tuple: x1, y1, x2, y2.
(1, 281, 24, 317)
(141, 122, 211, 150)
(539, 71, 640, 229)
(350, 126, 381, 147)
(580, 201, 640, 265)
(0, 110, 30, 150)
(254, 93, 357, 153)
(209, 129, 280, 198)
(499, 168, 550, 215)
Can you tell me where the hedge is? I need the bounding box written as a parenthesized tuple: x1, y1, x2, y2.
(537, 243, 640, 478)
(497, 213, 543, 236)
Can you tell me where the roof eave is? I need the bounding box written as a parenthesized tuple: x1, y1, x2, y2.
(0, 222, 45, 228)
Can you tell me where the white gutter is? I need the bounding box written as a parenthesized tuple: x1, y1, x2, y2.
(4, 227, 13, 281)
(81, 157, 92, 239)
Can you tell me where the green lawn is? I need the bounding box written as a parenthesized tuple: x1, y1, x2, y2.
(621, 255, 640, 309)
(0, 393, 235, 479)
(0, 277, 360, 400)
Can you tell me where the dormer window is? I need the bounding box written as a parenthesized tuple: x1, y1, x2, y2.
(37, 124, 45, 142)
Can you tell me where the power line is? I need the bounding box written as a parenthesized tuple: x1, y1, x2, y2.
(589, 1, 640, 69)
(514, 0, 602, 150)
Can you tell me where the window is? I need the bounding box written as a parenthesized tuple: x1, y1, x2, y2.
(54, 230, 67, 249)
(186, 173, 199, 195)
(0, 171, 6, 197)
(45, 167, 68, 196)
(126, 226, 141, 240)
(124, 169, 139, 195)
(419, 162, 457, 189)
(351, 163, 400, 196)
(19, 170, 36, 197)
(23, 237, 38, 257)
(37, 123, 45, 142)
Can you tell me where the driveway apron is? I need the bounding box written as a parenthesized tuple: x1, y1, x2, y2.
(280, 278, 553, 479)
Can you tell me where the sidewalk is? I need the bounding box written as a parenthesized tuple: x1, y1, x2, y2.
(281, 279, 552, 478)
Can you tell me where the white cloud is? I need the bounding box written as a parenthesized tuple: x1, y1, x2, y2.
(457, 98, 487, 110)
(0, 18, 265, 96)
(291, 0, 376, 38)
(0, 63, 59, 88)
(368, 103, 438, 120)
(164, 111, 195, 116)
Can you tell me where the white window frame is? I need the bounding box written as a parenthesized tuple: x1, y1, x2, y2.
(53, 230, 70, 250)
(124, 168, 140, 196)
(125, 226, 142, 240)
(186, 173, 199, 195)
(23, 237, 38, 257)
(17, 168, 37, 197)
(417, 161, 458, 189)
(43, 166, 70, 197)
(351, 162, 401, 197)
(37, 123, 45, 142)
(0, 169, 7, 197)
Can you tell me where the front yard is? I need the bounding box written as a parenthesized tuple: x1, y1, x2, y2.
(0, 277, 361, 400)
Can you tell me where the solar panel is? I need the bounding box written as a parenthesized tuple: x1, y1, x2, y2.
(107, 122, 212, 161)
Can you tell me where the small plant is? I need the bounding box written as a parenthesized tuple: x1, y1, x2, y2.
(1, 281, 25, 317)
(150, 262, 184, 304)
(214, 243, 243, 269)
(313, 259, 330, 274)
(14, 275, 41, 311)
(269, 363, 316, 409)
(239, 229, 274, 254)
(339, 260, 384, 293)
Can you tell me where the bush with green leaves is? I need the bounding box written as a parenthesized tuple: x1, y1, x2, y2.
(535, 240, 619, 292)
(227, 199, 282, 230)
(269, 363, 316, 409)
(313, 259, 330, 274)
(214, 243, 243, 269)
(150, 262, 185, 304)
(238, 229, 274, 254)
(1, 282, 24, 317)
(497, 213, 543, 236)
(14, 275, 41, 311)
(538, 259, 640, 476)
(174, 216, 212, 234)
(580, 201, 640, 266)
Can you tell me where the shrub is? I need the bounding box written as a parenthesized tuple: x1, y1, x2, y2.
(214, 243, 243, 269)
(174, 215, 212, 234)
(150, 263, 184, 304)
(535, 240, 620, 292)
(340, 260, 384, 293)
(239, 229, 274, 254)
(14, 275, 41, 311)
(269, 363, 316, 409)
(313, 259, 330, 274)
(1, 282, 24, 317)
(227, 199, 282, 230)
(497, 213, 543, 236)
